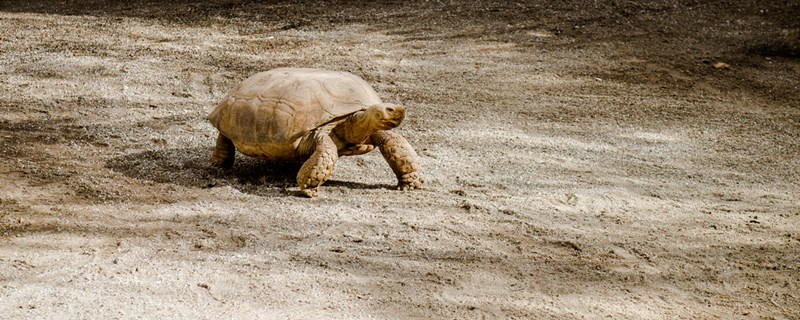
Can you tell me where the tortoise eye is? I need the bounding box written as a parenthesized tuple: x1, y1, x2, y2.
(385, 107, 395, 113)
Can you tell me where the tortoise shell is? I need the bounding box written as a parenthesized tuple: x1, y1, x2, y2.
(208, 68, 383, 160)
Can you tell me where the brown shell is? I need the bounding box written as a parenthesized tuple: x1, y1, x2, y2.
(208, 68, 382, 160)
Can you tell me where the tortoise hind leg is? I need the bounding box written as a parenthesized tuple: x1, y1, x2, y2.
(297, 135, 338, 197)
(211, 133, 235, 168)
(370, 131, 424, 190)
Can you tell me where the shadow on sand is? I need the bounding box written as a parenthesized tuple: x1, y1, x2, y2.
(106, 147, 391, 197)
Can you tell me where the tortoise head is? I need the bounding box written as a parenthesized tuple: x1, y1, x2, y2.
(366, 103, 406, 130)
(332, 103, 407, 145)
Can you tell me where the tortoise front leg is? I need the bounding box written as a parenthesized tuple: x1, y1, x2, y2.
(211, 133, 235, 169)
(370, 131, 424, 190)
(297, 134, 338, 197)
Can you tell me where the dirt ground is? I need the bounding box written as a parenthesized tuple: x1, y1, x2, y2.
(0, 1, 798, 319)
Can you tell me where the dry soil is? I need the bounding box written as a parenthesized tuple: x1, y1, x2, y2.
(0, 1, 798, 319)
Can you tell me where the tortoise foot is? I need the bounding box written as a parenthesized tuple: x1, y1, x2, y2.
(397, 172, 424, 191)
(210, 155, 234, 169)
(300, 187, 319, 198)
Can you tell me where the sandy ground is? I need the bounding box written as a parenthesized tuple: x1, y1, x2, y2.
(0, 1, 798, 319)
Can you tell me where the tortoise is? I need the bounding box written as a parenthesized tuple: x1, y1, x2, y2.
(207, 67, 424, 197)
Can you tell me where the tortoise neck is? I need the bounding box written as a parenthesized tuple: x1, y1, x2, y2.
(333, 110, 378, 144)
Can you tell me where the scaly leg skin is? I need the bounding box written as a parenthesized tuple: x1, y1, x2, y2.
(211, 133, 235, 169)
(370, 130, 424, 190)
(297, 135, 338, 197)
